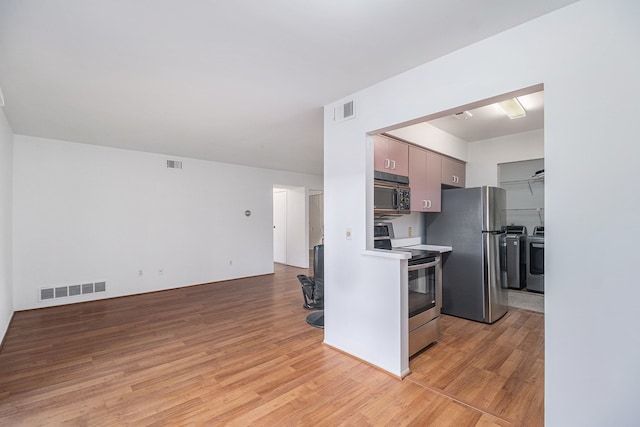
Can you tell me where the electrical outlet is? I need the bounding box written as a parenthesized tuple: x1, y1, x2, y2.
(138, 270, 143, 277)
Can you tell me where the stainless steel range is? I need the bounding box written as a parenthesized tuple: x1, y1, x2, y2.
(374, 223, 442, 356)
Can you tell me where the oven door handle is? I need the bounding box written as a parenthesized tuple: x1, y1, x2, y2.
(408, 259, 440, 271)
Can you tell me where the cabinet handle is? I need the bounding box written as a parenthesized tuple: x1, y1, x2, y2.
(385, 159, 390, 169)
(391, 160, 396, 170)
(422, 200, 427, 208)
(426, 200, 432, 209)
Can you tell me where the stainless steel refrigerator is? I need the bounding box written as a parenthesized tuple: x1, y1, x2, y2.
(425, 186, 508, 324)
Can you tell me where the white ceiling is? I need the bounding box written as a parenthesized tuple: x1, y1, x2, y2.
(0, 1, 576, 175)
(427, 91, 545, 142)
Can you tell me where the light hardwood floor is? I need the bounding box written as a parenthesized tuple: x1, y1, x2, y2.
(0, 264, 544, 426)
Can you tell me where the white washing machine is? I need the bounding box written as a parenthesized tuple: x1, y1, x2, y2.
(527, 226, 544, 293)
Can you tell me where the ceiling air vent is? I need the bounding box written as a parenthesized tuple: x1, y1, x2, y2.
(167, 160, 183, 169)
(453, 111, 473, 120)
(334, 99, 355, 123)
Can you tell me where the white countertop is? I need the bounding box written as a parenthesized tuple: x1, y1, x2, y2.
(361, 248, 410, 260)
(390, 237, 452, 253)
(363, 239, 452, 260)
(402, 244, 452, 253)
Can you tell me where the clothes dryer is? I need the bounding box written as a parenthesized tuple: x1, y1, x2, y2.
(502, 225, 528, 289)
(527, 226, 544, 293)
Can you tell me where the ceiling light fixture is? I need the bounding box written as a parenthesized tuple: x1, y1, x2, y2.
(497, 98, 526, 119)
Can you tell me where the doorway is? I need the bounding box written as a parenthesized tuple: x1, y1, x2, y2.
(272, 185, 309, 268)
(273, 189, 287, 264)
(308, 191, 324, 249)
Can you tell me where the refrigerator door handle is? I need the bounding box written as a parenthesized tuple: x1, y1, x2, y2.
(483, 231, 508, 322)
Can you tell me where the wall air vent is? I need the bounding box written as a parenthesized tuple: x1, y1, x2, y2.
(167, 160, 183, 169)
(55, 286, 68, 298)
(343, 100, 354, 119)
(39, 281, 107, 302)
(334, 99, 355, 123)
(40, 288, 54, 301)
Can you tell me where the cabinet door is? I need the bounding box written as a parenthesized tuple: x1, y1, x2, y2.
(441, 157, 466, 188)
(409, 146, 441, 212)
(374, 135, 409, 176)
(424, 151, 442, 211)
(387, 138, 409, 176)
(409, 146, 427, 212)
(373, 135, 390, 173)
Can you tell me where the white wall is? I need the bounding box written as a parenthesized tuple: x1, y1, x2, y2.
(387, 122, 468, 162)
(323, 0, 640, 425)
(0, 107, 13, 343)
(12, 135, 322, 310)
(466, 129, 544, 187)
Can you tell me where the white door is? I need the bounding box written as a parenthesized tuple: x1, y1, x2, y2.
(273, 190, 287, 263)
(309, 193, 324, 249)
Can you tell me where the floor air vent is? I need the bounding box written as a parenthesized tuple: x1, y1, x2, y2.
(39, 281, 107, 302)
(167, 160, 183, 169)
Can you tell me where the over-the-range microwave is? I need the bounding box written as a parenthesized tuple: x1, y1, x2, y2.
(374, 174, 410, 215)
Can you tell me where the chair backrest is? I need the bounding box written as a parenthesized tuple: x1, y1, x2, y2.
(313, 244, 324, 281)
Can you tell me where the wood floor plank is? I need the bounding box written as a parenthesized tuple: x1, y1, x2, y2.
(0, 263, 543, 425)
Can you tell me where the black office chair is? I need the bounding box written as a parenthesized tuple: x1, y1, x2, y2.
(297, 275, 322, 310)
(297, 244, 324, 328)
